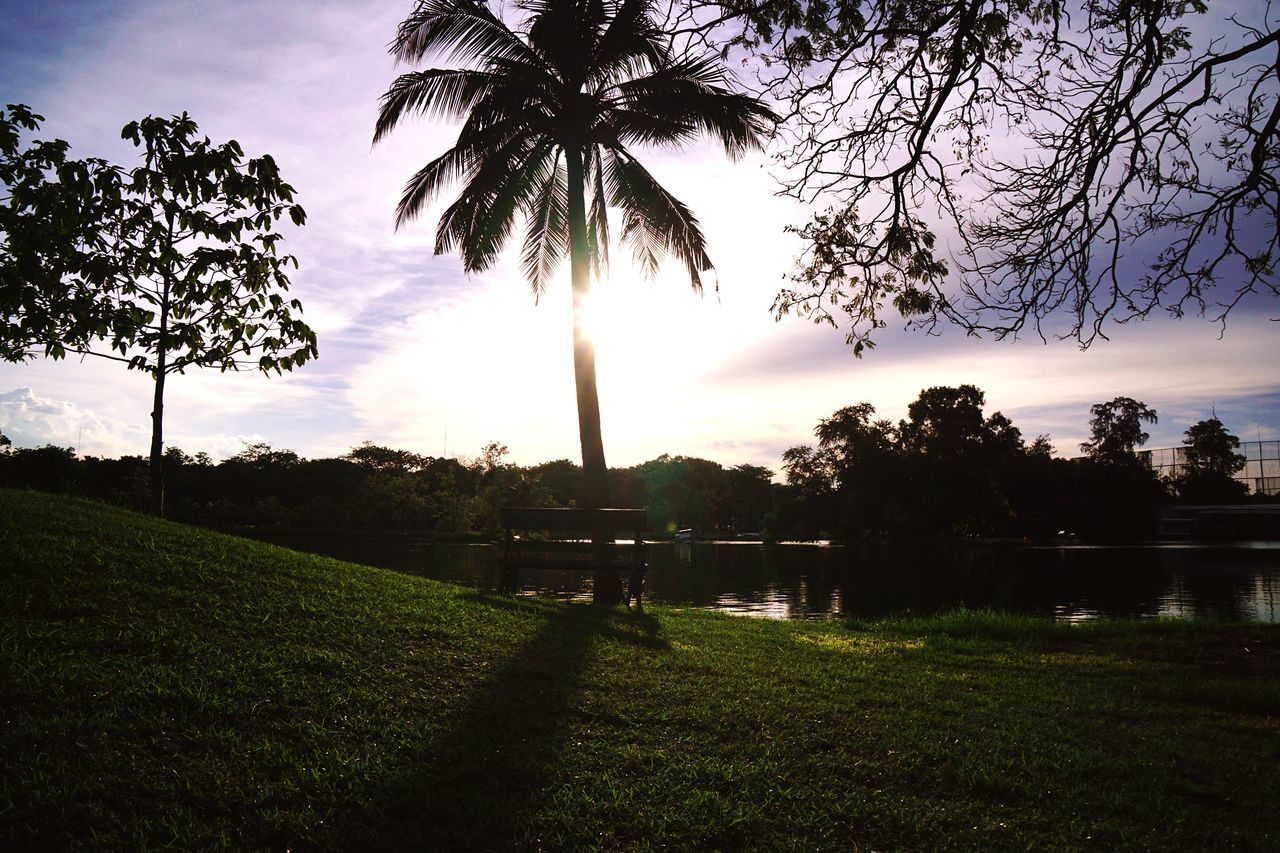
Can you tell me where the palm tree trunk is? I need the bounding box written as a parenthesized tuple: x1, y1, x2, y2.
(566, 145, 625, 605)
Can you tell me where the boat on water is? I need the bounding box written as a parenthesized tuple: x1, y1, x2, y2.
(673, 528, 694, 544)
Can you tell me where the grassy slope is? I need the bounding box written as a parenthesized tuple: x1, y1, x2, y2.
(2, 489, 1278, 851)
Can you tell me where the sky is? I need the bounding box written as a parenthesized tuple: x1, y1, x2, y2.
(2, 0, 1277, 472)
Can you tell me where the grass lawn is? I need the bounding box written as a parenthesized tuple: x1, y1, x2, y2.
(2, 488, 1278, 850)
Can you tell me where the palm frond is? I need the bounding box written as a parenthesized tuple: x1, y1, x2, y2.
(374, 69, 496, 145)
(601, 108, 697, 149)
(392, 0, 530, 66)
(587, 146, 610, 275)
(436, 138, 558, 272)
(588, 0, 669, 88)
(603, 150, 712, 291)
(395, 146, 474, 227)
(395, 109, 546, 226)
(519, 152, 569, 296)
(525, 0, 609, 85)
(610, 58, 778, 158)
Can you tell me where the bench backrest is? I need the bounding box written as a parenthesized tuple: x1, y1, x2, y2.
(501, 507, 647, 534)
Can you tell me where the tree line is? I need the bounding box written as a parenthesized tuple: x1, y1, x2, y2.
(778, 388, 1259, 541)
(0, 436, 775, 537)
(1, 387, 1265, 541)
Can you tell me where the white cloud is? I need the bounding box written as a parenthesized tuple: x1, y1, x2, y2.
(0, 386, 270, 460)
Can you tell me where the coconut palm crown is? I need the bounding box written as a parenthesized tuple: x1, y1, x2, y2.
(375, 0, 776, 569)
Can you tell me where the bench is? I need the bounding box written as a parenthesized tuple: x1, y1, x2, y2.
(499, 507, 648, 606)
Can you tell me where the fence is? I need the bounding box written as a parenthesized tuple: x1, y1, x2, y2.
(1142, 440, 1280, 496)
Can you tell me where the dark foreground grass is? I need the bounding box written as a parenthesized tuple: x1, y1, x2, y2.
(3, 489, 1278, 850)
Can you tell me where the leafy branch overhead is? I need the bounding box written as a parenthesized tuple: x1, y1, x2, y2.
(673, 0, 1280, 351)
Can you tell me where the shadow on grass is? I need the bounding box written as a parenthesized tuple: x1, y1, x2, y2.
(340, 595, 665, 850)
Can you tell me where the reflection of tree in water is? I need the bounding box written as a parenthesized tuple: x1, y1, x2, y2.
(1256, 573, 1280, 623)
(1052, 547, 1280, 623)
(242, 531, 1280, 623)
(653, 543, 1280, 623)
(1155, 549, 1280, 622)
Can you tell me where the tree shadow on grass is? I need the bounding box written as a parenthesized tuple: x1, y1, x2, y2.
(340, 595, 666, 850)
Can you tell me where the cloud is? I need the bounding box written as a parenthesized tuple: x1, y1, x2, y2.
(1, 386, 142, 457)
(0, 387, 269, 460)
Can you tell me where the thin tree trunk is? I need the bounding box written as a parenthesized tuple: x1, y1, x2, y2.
(149, 356, 167, 516)
(566, 145, 625, 605)
(149, 212, 175, 517)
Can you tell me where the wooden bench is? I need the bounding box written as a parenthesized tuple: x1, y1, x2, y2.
(499, 507, 648, 606)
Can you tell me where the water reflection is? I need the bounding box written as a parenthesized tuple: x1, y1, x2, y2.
(245, 531, 1280, 623)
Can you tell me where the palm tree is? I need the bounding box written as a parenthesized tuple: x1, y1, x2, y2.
(375, 0, 775, 601)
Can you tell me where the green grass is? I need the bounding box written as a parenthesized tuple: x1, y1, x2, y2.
(3, 488, 1278, 850)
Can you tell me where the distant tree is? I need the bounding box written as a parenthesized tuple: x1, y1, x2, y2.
(1174, 416, 1248, 504)
(474, 441, 510, 475)
(0, 444, 79, 492)
(469, 441, 554, 527)
(0, 428, 10, 454)
(679, 2, 1280, 351)
(1081, 397, 1158, 467)
(163, 446, 195, 467)
(229, 443, 302, 468)
(375, 0, 775, 603)
(530, 458, 584, 506)
(1, 104, 130, 362)
(899, 386, 988, 458)
(344, 442, 432, 473)
(722, 463, 774, 532)
(813, 402, 899, 533)
(634, 454, 729, 533)
(1027, 436, 1054, 459)
(1182, 418, 1246, 476)
(608, 465, 649, 510)
(779, 444, 837, 539)
(898, 385, 1025, 534)
(94, 114, 316, 517)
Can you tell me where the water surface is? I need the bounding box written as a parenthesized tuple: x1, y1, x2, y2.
(246, 532, 1280, 623)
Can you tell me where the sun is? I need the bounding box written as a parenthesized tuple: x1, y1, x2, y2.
(579, 271, 743, 391)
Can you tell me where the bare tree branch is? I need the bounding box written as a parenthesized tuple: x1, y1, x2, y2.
(678, 0, 1280, 350)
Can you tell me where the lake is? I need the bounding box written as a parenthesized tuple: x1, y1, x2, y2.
(244, 532, 1280, 623)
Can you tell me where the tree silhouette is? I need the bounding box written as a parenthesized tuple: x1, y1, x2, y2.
(375, 0, 775, 602)
(1182, 417, 1246, 477)
(110, 115, 316, 516)
(3, 109, 316, 516)
(1175, 416, 1248, 503)
(1081, 397, 1158, 468)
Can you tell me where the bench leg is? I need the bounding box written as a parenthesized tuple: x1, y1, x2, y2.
(627, 567, 645, 609)
(627, 540, 646, 609)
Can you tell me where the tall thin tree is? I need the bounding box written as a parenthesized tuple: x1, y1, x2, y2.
(376, 0, 775, 601)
